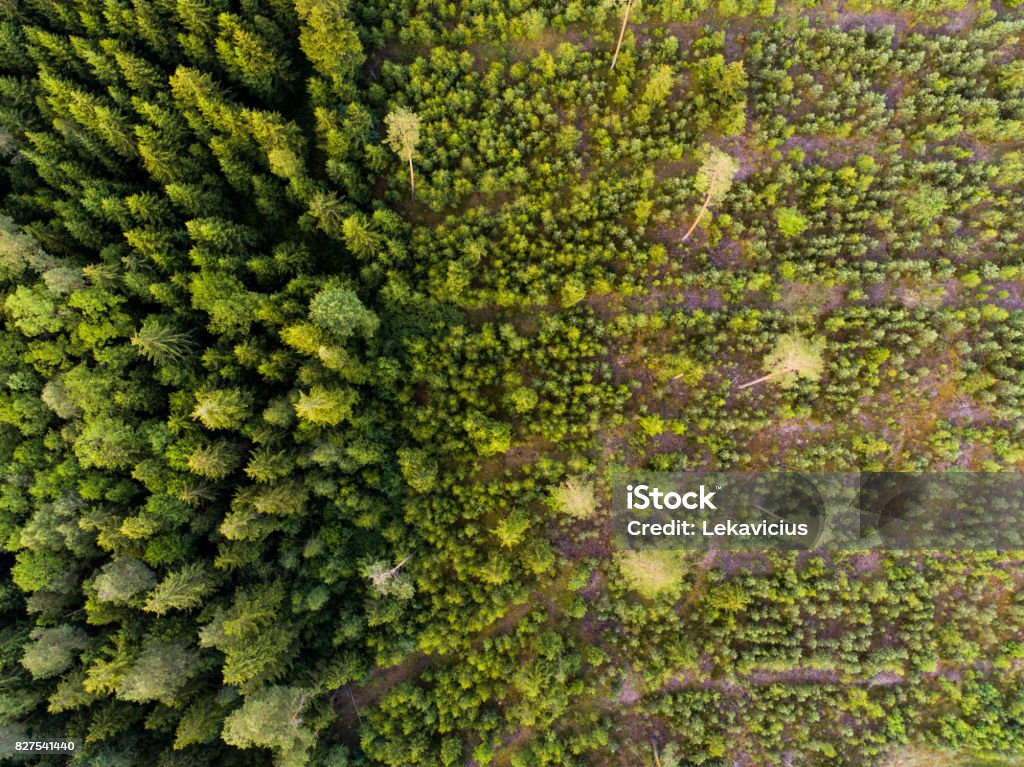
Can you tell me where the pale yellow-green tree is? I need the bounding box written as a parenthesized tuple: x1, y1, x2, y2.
(738, 334, 826, 389)
(549, 476, 596, 519)
(682, 146, 740, 242)
(643, 64, 675, 104)
(384, 106, 421, 198)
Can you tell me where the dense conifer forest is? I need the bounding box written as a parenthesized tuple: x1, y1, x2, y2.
(2, 0, 1024, 765)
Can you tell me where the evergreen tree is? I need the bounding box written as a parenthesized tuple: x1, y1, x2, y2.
(21, 625, 90, 679)
(92, 558, 156, 605)
(143, 563, 213, 614)
(221, 686, 316, 767)
(192, 389, 252, 430)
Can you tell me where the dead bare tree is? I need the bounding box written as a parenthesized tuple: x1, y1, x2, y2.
(682, 146, 739, 242)
(610, 0, 635, 70)
(737, 334, 825, 389)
